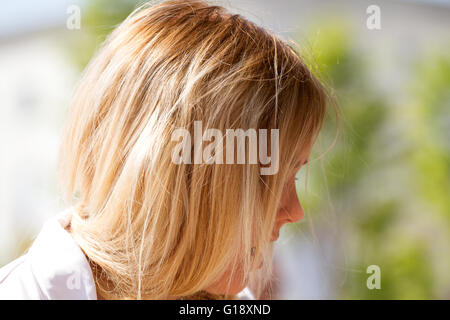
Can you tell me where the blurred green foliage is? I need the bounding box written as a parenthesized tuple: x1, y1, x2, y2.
(67, 0, 147, 69)
(301, 18, 450, 299)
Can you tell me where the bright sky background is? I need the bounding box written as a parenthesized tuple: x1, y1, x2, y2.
(0, 0, 449, 39)
(0, 0, 83, 38)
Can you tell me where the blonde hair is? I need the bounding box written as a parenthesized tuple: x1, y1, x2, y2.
(58, 0, 327, 299)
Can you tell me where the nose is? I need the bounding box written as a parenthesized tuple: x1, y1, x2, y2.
(279, 183, 304, 224)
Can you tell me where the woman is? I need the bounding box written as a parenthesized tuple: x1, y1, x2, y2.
(0, 0, 328, 299)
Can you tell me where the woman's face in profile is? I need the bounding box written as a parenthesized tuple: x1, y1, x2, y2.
(271, 159, 307, 241)
(206, 149, 311, 296)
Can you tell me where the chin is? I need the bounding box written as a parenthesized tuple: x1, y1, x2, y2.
(235, 277, 250, 292)
(224, 282, 248, 295)
(205, 273, 248, 296)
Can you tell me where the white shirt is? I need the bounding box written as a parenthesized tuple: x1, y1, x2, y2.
(0, 208, 254, 300)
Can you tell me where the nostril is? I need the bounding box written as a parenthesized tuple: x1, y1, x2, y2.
(288, 202, 304, 223)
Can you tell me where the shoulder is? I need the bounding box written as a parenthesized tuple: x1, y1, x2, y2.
(0, 254, 42, 299)
(0, 208, 97, 300)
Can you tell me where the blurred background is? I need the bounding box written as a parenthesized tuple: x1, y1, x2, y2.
(0, 0, 449, 299)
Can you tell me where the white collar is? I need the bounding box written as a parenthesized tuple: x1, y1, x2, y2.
(26, 208, 97, 299)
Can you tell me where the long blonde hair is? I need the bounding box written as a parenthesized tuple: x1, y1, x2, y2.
(58, 0, 328, 299)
